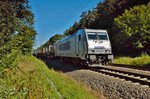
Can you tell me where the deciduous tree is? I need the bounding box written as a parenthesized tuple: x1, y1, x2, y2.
(114, 3, 150, 55)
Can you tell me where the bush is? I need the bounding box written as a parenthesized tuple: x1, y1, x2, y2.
(0, 50, 20, 68)
(114, 54, 150, 67)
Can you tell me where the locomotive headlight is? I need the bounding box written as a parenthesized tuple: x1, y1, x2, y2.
(88, 48, 95, 53)
(89, 49, 94, 52)
(105, 49, 111, 53)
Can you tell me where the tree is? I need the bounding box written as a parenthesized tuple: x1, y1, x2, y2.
(14, 25, 36, 55)
(114, 3, 150, 55)
(80, 10, 98, 29)
(49, 34, 66, 44)
(0, 0, 36, 67)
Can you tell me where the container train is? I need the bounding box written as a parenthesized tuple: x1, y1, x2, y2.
(34, 29, 114, 65)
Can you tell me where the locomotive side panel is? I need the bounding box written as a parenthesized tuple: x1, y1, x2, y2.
(55, 30, 88, 60)
(55, 34, 76, 58)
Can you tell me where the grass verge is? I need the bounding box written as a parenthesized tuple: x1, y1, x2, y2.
(0, 56, 104, 99)
(114, 54, 150, 67)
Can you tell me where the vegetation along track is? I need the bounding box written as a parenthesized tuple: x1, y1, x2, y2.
(83, 65, 150, 87)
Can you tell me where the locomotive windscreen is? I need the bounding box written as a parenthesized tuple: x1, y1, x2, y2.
(87, 33, 97, 40)
(87, 32, 108, 40)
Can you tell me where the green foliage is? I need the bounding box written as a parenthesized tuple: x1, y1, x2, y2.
(0, 56, 101, 98)
(0, 56, 60, 98)
(0, 0, 36, 68)
(67, 22, 80, 35)
(114, 54, 150, 67)
(114, 3, 150, 55)
(14, 25, 36, 55)
(0, 50, 20, 68)
(49, 34, 66, 44)
(41, 34, 66, 48)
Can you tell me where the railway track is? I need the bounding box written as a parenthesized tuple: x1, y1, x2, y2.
(110, 63, 150, 71)
(85, 65, 150, 87)
(43, 57, 150, 87)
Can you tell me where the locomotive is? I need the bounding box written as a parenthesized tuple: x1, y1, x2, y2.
(34, 29, 113, 65)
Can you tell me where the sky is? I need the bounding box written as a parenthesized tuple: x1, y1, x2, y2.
(29, 0, 101, 48)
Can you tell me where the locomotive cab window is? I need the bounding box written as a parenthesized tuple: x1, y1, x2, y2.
(87, 33, 96, 40)
(97, 32, 108, 40)
(87, 32, 108, 40)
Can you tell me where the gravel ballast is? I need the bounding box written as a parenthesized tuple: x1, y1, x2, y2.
(45, 59, 150, 99)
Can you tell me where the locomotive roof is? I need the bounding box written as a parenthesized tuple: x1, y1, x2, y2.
(84, 29, 107, 33)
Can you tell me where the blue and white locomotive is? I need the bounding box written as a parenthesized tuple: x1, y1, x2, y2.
(53, 29, 113, 65)
(34, 29, 113, 65)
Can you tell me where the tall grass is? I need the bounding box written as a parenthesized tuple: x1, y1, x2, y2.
(114, 54, 150, 67)
(0, 56, 103, 99)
